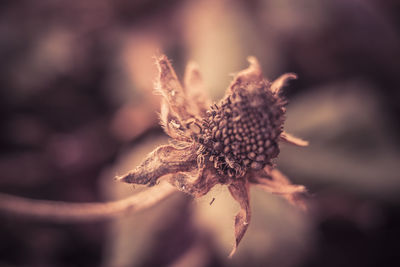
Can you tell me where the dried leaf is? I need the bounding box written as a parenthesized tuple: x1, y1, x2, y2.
(117, 145, 197, 186)
(227, 178, 251, 258)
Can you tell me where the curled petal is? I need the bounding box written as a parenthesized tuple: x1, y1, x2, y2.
(251, 167, 307, 211)
(270, 73, 297, 94)
(183, 61, 210, 117)
(228, 56, 263, 95)
(117, 145, 197, 186)
(160, 99, 190, 141)
(228, 178, 251, 258)
(169, 166, 219, 198)
(280, 131, 309, 147)
(155, 55, 194, 123)
(236, 56, 263, 82)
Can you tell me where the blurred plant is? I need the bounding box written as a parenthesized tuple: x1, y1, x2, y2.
(0, 55, 309, 258)
(118, 55, 308, 256)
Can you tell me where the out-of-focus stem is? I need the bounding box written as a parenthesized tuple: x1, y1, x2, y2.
(0, 182, 176, 223)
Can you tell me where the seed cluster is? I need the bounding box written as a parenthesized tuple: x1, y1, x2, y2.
(199, 86, 285, 178)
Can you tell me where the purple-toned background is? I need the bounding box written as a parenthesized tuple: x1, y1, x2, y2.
(1, 0, 400, 266)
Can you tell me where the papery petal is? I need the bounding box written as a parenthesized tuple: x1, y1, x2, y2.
(228, 178, 251, 258)
(251, 167, 307, 210)
(234, 56, 263, 83)
(228, 56, 263, 95)
(117, 145, 197, 186)
(280, 131, 309, 147)
(160, 99, 191, 141)
(155, 55, 194, 123)
(170, 166, 219, 198)
(270, 73, 297, 94)
(183, 61, 210, 117)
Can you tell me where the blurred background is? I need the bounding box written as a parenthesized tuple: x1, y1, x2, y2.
(1, 0, 400, 266)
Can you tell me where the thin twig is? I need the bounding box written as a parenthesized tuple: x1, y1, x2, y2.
(0, 182, 177, 223)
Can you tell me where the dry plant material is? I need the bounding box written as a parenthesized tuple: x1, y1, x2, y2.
(0, 182, 176, 222)
(118, 55, 308, 257)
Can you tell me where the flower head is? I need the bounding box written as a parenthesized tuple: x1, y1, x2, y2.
(118, 55, 308, 257)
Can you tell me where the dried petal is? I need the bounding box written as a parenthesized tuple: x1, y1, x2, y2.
(270, 73, 297, 94)
(160, 99, 190, 141)
(225, 57, 264, 100)
(228, 178, 251, 258)
(183, 61, 210, 117)
(251, 167, 307, 210)
(155, 55, 194, 124)
(117, 145, 197, 186)
(231, 56, 263, 85)
(170, 166, 219, 198)
(280, 131, 309, 147)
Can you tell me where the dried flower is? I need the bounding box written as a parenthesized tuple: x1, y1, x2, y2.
(118, 55, 308, 257)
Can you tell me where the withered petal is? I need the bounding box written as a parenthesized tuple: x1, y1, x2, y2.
(117, 144, 197, 186)
(169, 166, 219, 198)
(160, 99, 191, 141)
(280, 131, 309, 147)
(155, 55, 194, 124)
(251, 167, 307, 211)
(270, 73, 297, 94)
(183, 61, 210, 117)
(236, 56, 263, 83)
(228, 178, 251, 258)
(228, 56, 263, 94)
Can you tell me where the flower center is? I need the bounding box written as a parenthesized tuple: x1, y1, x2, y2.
(199, 88, 284, 178)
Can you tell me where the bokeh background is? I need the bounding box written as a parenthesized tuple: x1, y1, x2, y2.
(1, 0, 400, 266)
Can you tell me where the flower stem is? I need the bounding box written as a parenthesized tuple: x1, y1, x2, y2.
(0, 182, 176, 223)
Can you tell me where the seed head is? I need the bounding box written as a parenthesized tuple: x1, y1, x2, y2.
(197, 60, 286, 178)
